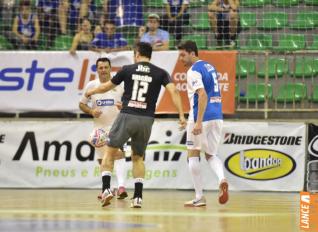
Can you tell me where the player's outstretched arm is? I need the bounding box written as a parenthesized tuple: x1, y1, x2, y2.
(85, 80, 117, 98)
(165, 83, 187, 129)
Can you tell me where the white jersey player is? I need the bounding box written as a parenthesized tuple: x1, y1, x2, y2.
(79, 57, 128, 200)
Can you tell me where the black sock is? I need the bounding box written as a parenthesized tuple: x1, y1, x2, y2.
(102, 175, 111, 192)
(133, 182, 143, 199)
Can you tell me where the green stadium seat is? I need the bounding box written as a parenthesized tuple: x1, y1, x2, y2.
(240, 12, 257, 30)
(182, 35, 206, 49)
(52, 35, 73, 50)
(313, 59, 318, 74)
(241, 34, 272, 50)
(289, 12, 318, 30)
(192, 13, 210, 30)
(312, 85, 318, 102)
(257, 58, 288, 78)
(294, 57, 317, 78)
(240, 83, 273, 103)
(258, 12, 288, 30)
(0, 35, 13, 50)
(307, 35, 318, 50)
(190, 0, 207, 7)
(304, 0, 318, 5)
(276, 83, 307, 103)
(272, 0, 299, 6)
(236, 58, 256, 78)
(276, 34, 306, 51)
(240, 0, 266, 7)
(95, 0, 104, 8)
(146, 0, 163, 7)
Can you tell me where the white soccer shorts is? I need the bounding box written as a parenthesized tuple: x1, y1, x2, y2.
(186, 119, 223, 155)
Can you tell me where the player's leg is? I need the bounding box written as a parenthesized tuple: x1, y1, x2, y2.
(95, 147, 104, 201)
(100, 113, 130, 207)
(129, 115, 154, 208)
(100, 145, 117, 207)
(204, 120, 229, 204)
(113, 148, 128, 199)
(184, 122, 206, 207)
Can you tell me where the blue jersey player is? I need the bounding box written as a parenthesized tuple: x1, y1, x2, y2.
(178, 40, 229, 207)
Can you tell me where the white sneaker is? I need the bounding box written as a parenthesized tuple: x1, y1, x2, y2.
(101, 188, 113, 207)
(184, 196, 206, 207)
(130, 197, 142, 208)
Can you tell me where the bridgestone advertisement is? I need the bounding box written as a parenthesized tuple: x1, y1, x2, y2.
(0, 120, 305, 191)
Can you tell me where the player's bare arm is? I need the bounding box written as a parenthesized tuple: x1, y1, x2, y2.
(79, 102, 102, 118)
(85, 80, 117, 98)
(165, 83, 187, 130)
(193, 88, 207, 135)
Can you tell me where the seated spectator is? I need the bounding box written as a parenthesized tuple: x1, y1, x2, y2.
(137, 13, 169, 51)
(69, 17, 93, 55)
(37, 0, 59, 48)
(58, 0, 96, 35)
(89, 20, 129, 53)
(1, 0, 16, 31)
(208, 0, 240, 46)
(100, 0, 144, 27)
(161, 0, 189, 43)
(8, 0, 40, 49)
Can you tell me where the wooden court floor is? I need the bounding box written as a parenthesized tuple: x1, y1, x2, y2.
(0, 189, 300, 232)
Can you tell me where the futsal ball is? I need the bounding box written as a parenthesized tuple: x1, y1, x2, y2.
(88, 128, 108, 148)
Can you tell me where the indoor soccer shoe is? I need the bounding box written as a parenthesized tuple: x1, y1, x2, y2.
(117, 186, 128, 199)
(130, 197, 142, 208)
(101, 188, 114, 207)
(184, 196, 206, 207)
(219, 180, 229, 204)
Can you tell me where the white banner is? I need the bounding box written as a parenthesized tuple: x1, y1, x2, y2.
(0, 51, 236, 114)
(0, 120, 305, 191)
(0, 51, 177, 113)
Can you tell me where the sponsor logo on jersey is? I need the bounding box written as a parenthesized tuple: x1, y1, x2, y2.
(96, 99, 114, 106)
(210, 97, 221, 103)
(225, 149, 296, 180)
(128, 100, 147, 109)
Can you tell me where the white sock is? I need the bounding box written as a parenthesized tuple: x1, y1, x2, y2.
(101, 171, 112, 177)
(135, 178, 144, 184)
(207, 155, 225, 184)
(114, 158, 126, 188)
(188, 157, 203, 200)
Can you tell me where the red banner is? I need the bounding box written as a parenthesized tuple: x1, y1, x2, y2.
(156, 50, 237, 115)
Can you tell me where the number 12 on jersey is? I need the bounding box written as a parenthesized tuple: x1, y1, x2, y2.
(131, 80, 149, 102)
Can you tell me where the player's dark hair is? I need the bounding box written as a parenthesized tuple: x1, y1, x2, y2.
(96, 57, 111, 68)
(177, 40, 198, 56)
(135, 42, 152, 59)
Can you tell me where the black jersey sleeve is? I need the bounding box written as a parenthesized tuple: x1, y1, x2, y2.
(111, 66, 126, 85)
(162, 70, 172, 87)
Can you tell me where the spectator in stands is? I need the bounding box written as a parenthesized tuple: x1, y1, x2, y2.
(1, 0, 16, 31)
(137, 13, 169, 51)
(58, 0, 96, 35)
(100, 0, 144, 27)
(8, 0, 40, 49)
(208, 0, 240, 47)
(89, 20, 129, 53)
(37, 0, 59, 48)
(161, 0, 189, 43)
(69, 17, 93, 55)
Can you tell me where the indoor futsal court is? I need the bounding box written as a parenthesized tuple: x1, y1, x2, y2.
(0, 189, 299, 232)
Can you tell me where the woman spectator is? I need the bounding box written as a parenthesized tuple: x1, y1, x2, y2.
(69, 17, 93, 55)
